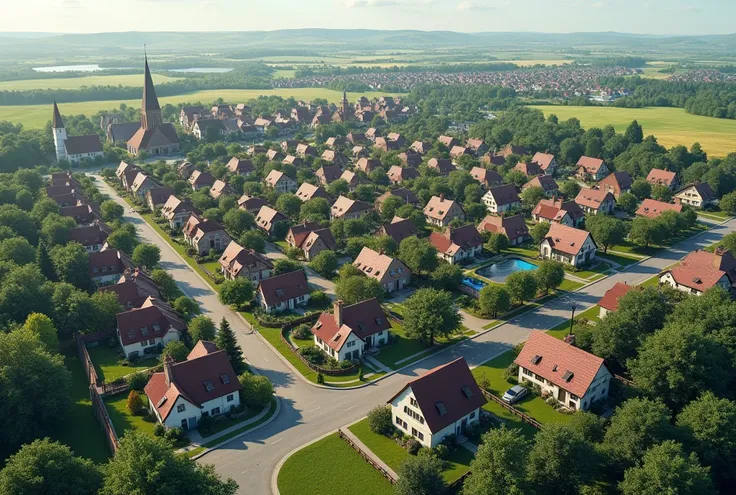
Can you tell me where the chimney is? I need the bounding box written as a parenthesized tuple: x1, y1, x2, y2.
(164, 355, 174, 386)
(334, 300, 344, 327)
(439, 193, 445, 202)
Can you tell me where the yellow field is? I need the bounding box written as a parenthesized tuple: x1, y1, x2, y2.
(498, 59, 571, 67)
(0, 88, 405, 129)
(0, 74, 180, 91)
(531, 105, 736, 157)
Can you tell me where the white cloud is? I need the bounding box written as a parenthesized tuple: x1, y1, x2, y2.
(456, 1, 494, 11)
(345, 0, 400, 7)
(58, 0, 83, 7)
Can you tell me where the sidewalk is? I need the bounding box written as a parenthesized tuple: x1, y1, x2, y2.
(363, 354, 392, 373)
(340, 427, 399, 480)
(179, 402, 274, 452)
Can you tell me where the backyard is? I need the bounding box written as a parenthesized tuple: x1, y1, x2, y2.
(104, 392, 158, 439)
(87, 344, 158, 383)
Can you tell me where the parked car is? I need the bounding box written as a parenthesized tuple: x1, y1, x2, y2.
(502, 385, 528, 404)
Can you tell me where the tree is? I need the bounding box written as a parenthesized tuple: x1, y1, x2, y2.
(0, 438, 102, 495)
(616, 192, 638, 214)
(106, 228, 136, 254)
(217, 318, 246, 374)
(624, 119, 644, 144)
(485, 232, 509, 255)
(367, 405, 393, 435)
(521, 186, 546, 207)
(50, 243, 89, 290)
(36, 238, 54, 280)
(560, 180, 581, 199)
(100, 200, 125, 222)
(430, 263, 462, 291)
(189, 316, 216, 343)
(398, 236, 438, 275)
(527, 424, 597, 495)
(218, 278, 254, 309)
(300, 197, 330, 222)
(619, 441, 715, 495)
(275, 194, 302, 219)
(585, 214, 626, 253)
(478, 285, 511, 318)
(41, 214, 75, 246)
(160, 340, 190, 363)
(535, 260, 565, 294)
(464, 427, 530, 495)
(505, 271, 538, 304)
(326, 179, 349, 197)
(150, 269, 179, 301)
(222, 209, 254, 237)
(719, 191, 736, 215)
(335, 275, 383, 305)
(530, 222, 550, 245)
(272, 259, 302, 276)
(504, 169, 527, 188)
(0, 236, 35, 265)
(395, 456, 447, 495)
(238, 373, 274, 408)
(630, 178, 652, 200)
(309, 250, 338, 278)
(239, 231, 266, 253)
(101, 432, 238, 495)
(628, 216, 665, 249)
(403, 288, 460, 346)
(22, 313, 59, 353)
(126, 390, 144, 415)
(651, 184, 673, 202)
(132, 243, 160, 269)
(380, 195, 405, 221)
(172, 296, 200, 319)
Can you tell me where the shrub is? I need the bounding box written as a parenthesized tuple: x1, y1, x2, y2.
(164, 427, 184, 444)
(126, 372, 148, 391)
(299, 346, 325, 365)
(291, 324, 311, 340)
(153, 423, 165, 437)
(317, 372, 324, 384)
(433, 443, 449, 460)
(406, 438, 421, 455)
(197, 414, 214, 435)
(307, 290, 330, 309)
(504, 362, 519, 383)
(126, 390, 144, 416)
(338, 360, 353, 370)
(368, 406, 394, 435)
(358, 368, 365, 381)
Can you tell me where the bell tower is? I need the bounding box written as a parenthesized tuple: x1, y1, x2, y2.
(140, 54, 163, 131)
(52, 101, 67, 162)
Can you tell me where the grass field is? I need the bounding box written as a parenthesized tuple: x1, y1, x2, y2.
(530, 105, 736, 157)
(0, 74, 180, 91)
(2, 88, 405, 129)
(87, 344, 158, 383)
(104, 393, 157, 439)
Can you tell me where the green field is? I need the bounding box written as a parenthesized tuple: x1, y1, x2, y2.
(1, 88, 405, 129)
(0, 73, 180, 91)
(530, 105, 736, 157)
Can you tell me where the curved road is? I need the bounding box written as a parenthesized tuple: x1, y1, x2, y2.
(95, 177, 735, 494)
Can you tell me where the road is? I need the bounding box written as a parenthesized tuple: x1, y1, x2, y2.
(95, 176, 736, 494)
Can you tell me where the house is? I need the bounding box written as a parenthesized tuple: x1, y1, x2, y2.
(144, 341, 241, 430)
(209, 180, 233, 200)
(281, 139, 298, 152)
(375, 137, 400, 152)
(646, 169, 679, 190)
(321, 150, 348, 166)
(255, 270, 310, 313)
(438, 135, 459, 148)
(523, 175, 559, 197)
(189, 170, 215, 191)
(356, 158, 382, 174)
(674, 183, 717, 209)
(387, 166, 420, 184)
(598, 282, 638, 318)
(191, 119, 225, 140)
(477, 215, 530, 246)
(470, 167, 503, 189)
(131, 172, 158, 199)
(540, 223, 597, 267)
(635, 199, 683, 219)
(353, 247, 411, 292)
(60, 204, 98, 225)
(286, 222, 324, 250)
(575, 188, 616, 215)
(399, 152, 422, 168)
(116, 297, 185, 359)
(376, 217, 417, 245)
(296, 143, 318, 158)
(51, 102, 105, 164)
(330, 195, 372, 221)
(68, 222, 111, 252)
(311, 299, 391, 362)
(122, 167, 143, 191)
(466, 138, 488, 155)
(532, 198, 585, 227)
(255, 206, 290, 236)
(429, 225, 483, 265)
(50, 191, 85, 207)
(424, 195, 465, 227)
(347, 132, 367, 144)
(659, 248, 736, 295)
(107, 121, 142, 147)
(283, 155, 304, 167)
(374, 188, 419, 210)
(264, 170, 298, 193)
(427, 158, 456, 176)
(295, 183, 330, 202)
(218, 240, 273, 282)
(450, 146, 471, 160)
(301, 228, 337, 261)
(178, 161, 195, 179)
(237, 195, 268, 215)
(179, 105, 204, 128)
(145, 186, 174, 212)
(482, 185, 521, 214)
(598, 171, 633, 198)
(226, 157, 254, 177)
(183, 215, 231, 255)
(340, 170, 364, 192)
(411, 141, 431, 155)
(515, 331, 612, 411)
(352, 146, 369, 159)
(531, 152, 557, 175)
(99, 269, 161, 309)
(267, 149, 284, 162)
(514, 162, 543, 177)
(115, 161, 136, 181)
(576, 156, 609, 182)
(316, 165, 343, 185)
(89, 249, 132, 285)
(387, 357, 486, 448)
(161, 196, 196, 230)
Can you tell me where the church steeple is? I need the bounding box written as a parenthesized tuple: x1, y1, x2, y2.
(341, 90, 349, 115)
(140, 53, 163, 130)
(52, 100, 64, 129)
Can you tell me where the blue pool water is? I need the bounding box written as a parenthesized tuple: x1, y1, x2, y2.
(462, 277, 487, 292)
(476, 258, 538, 283)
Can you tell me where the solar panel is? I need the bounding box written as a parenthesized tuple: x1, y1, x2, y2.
(435, 401, 447, 416)
(220, 374, 230, 385)
(462, 385, 473, 398)
(204, 380, 215, 392)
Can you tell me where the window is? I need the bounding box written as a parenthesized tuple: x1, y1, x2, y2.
(149, 339, 155, 345)
(395, 415, 403, 426)
(523, 368, 533, 377)
(411, 427, 418, 437)
(177, 404, 186, 413)
(204, 381, 215, 392)
(211, 407, 221, 416)
(220, 374, 230, 385)
(469, 411, 475, 420)
(417, 431, 424, 441)
(141, 327, 148, 337)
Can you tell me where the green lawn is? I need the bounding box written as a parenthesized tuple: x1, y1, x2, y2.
(373, 321, 467, 369)
(638, 274, 661, 288)
(104, 393, 158, 439)
(505, 245, 540, 260)
(559, 279, 585, 291)
(348, 418, 473, 483)
(274, 240, 289, 251)
(0, 73, 180, 91)
(52, 354, 111, 463)
(200, 260, 221, 277)
(482, 401, 538, 439)
(597, 251, 643, 266)
(573, 261, 611, 280)
(529, 105, 736, 157)
(547, 305, 601, 340)
(698, 209, 732, 220)
(87, 344, 158, 383)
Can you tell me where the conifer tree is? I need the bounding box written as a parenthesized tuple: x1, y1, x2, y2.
(216, 318, 245, 373)
(36, 238, 54, 280)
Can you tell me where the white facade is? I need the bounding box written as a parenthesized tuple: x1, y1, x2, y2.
(438, 244, 482, 265)
(659, 271, 730, 295)
(482, 190, 519, 214)
(674, 187, 714, 208)
(313, 328, 390, 362)
(517, 364, 611, 411)
(149, 389, 241, 430)
(54, 127, 68, 162)
(258, 293, 310, 313)
(118, 329, 181, 359)
(389, 386, 480, 448)
(539, 236, 597, 267)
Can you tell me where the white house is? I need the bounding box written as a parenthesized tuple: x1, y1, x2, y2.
(674, 183, 717, 209)
(428, 225, 483, 265)
(116, 297, 186, 359)
(539, 223, 597, 267)
(482, 185, 521, 214)
(423, 195, 465, 227)
(515, 331, 612, 411)
(387, 358, 486, 448)
(264, 170, 298, 193)
(89, 249, 133, 285)
(311, 299, 391, 362)
(255, 270, 311, 313)
(144, 341, 241, 430)
(659, 248, 736, 295)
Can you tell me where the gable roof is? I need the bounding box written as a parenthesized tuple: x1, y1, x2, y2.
(598, 282, 638, 312)
(575, 188, 615, 210)
(531, 152, 555, 170)
(636, 199, 683, 218)
(387, 166, 420, 183)
(577, 156, 605, 173)
(255, 205, 288, 232)
(295, 183, 330, 202)
(478, 214, 529, 241)
(116, 303, 181, 346)
(375, 188, 419, 207)
(237, 195, 267, 212)
(68, 223, 110, 247)
(676, 182, 716, 202)
(646, 168, 677, 187)
(429, 224, 483, 256)
(64, 135, 103, 155)
(387, 358, 486, 434)
(257, 270, 310, 306)
(379, 217, 417, 244)
(316, 165, 343, 184)
(543, 223, 595, 256)
(664, 249, 736, 291)
(161, 195, 195, 219)
(523, 174, 559, 192)
(89, 249, 131, 277)
(532, 198, 585, 222)
(470, 167, 503, 186)
(514, 162, 543, 177)
(146, 186, 174, 206)
(331, 195, 371, 218)
(353, 247, 409, 282)
(218, 240, 273, 277)
(515, 331, 607, 398)
(485, 184, 520, 206)
(598, 171, 633, 192)
(189, 170, 215, 186)
(227, 157, 254, 174)
(423, 195, 464, 221)
(265, 170, 295, 188)
(288, 222, 323, 248)
(428, 158, 456, 175)
(303, 228, 337, 253)
(311, 299, 390, 352)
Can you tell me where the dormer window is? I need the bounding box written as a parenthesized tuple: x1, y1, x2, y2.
(140, 327, 148, 337)
(204, 380, 215, 392)
(531, 355, 542, 365)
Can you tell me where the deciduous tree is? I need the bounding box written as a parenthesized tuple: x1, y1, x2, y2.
(403, 288, 460, 346)
(132, 243, 160, 269)
(238, 373, 274, 408)
(530, 222, 550, 245)
(478, 285, 511, 318)
(218, 278, 254, 310)
(464, 427, 530, 495)
(395, 456, 447, 495)
(505, 271, 538, 304)
(398, 236, 438, 275)
(535, 260, 565, 294)
(189, 316, 216, 344)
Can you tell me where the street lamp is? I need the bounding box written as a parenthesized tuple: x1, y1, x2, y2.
(568, 304, 577, 337)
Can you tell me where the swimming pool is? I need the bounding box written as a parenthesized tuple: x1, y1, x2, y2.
(476, 258, 538, 283)
(462, 276, 487, 292)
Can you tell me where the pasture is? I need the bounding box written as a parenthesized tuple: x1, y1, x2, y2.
(0, 73, 180, 91)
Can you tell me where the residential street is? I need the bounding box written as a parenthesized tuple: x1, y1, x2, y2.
(95, 176, 736, 494)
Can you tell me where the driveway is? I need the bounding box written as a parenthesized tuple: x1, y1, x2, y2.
(263, 241, 336, 298)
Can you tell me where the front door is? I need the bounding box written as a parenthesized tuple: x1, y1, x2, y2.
(558, 389, 566, 402)
(365, 335, 373, 348)
(181, 419, 188, 430)
(187, 417, 197, 429)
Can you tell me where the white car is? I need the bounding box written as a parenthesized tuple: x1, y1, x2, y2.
(501, 385, 528, 404)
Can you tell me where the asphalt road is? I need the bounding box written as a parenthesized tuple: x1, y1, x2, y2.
(94, 176, 736, 494)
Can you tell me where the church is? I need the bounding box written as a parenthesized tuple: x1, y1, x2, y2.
(52, 102, 104, 164)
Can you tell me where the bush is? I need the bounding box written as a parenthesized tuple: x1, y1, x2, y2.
(126, 372, 148, 392)
(153, 423, 165, 437)
(504, 362, 519, 383)
(406, 438, 421, 455)
(126, 390, 144, 416)
(197, 413, 214, 435)
(299, 346, 326, 365)
(368, 405, 394, 436)
(307, 290, 330, 309)
(433, 443, 449, 460)
(164, 427, 184, 444)
(317, 372, 324, 384)
(291, 324, 311, 340)
(358, 368, 364, 381)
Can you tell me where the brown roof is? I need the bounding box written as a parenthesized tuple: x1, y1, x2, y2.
(399, 152, 422, 167)
(331, 195, 371, 218)
(312, 299, 390, 352)
(356, 158, 382, 174)
(532, 198, 585, 223)
(378, 217, 417, 245)
(646, 168, 677, 187)
(127, 123, 179, 151)
(46, 185, 74, 198)
(676, 183, 716, 202)
(428, 158, 456, 176)
(64, 135, 103, 155)
(227, 157, 254, 174)
(543, 223, 594, 256)
(423, 195, 464, 221)
(255, 206, 288, 232)
(470, 167, 503, 187)
(303, 228, 336, 252)
(210, 180, 232, 199)
(116, 304, 179, 346)
(387, 166, 420, 183)
(577, 156, 605, 174)
(218, 240, 273, 277)
(89, 249, 132, 277)
(466, 138, 486, 151)
(146, 186, 174, 206)
(486, 184, 520, 206)
(515, 331, 607, 398)
(664, 249, 736, 291)
(478, 214, 529, 242)
(575, 188, 615, 210)
(68, 224, 109, 247)
(531, 152, 555, 170)
(189, 170, 215, 186)
(353, 247, 409, 282)
(257, 270, 310, 306)
(429, 224, 483, 256)
(598, 171, 633, 192)
(296, 183, 330, 202)
(450, 145, 470, 158)
(375, 188, 419, 207)
(131, 172, 156, 193)
(288, 222, 323, 248)
(387, 358, 486, 434)
(636, 199, 683, 218)
(523, 175, 559, 192)
(438, 135, 459, 148)
(316, 165, 343, 184)
(161, 195, 195, 219)
(265, 170, 295, 188)
(514, 162, 543, 177)
(237, 195, 267, 213)
(598, 282, 638, 312)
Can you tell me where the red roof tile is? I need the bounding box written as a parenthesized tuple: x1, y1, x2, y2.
(598, 282, 638, 312)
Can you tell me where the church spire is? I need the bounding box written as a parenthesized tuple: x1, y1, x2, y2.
(52, 100, 64, 129)
(140, 51, 163, 131)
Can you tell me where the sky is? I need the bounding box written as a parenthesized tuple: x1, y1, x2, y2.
(1, 0, 733, 36)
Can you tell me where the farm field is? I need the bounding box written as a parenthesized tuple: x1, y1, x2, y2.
(0, 73, 180, 91)
(0, 88, 405, 129)
(530, 105, 736, 157)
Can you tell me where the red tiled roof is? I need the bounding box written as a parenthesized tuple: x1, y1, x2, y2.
(218, 241, 273, 277)
(288, 222, 323, 248)
(543, 223, 594, 256)
(575, 188, 615, 210)
(424, 195, 464, 221)
(531, 152, 555, 170)
(635, 199, 682, 218)
(514, 162, 543, 177)
(646, 168, 677, 187)
(312, 299, 390, 352)
(664, 249, 736, 291)
(478, 214, 529, 242)
(429, 225, 483, 256)
(598, 282, 638, 312)
(577, 156, 605, 173)
(117, 305, 176, 346)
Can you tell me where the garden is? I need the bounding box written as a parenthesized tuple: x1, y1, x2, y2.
(87, 342, 159, 383)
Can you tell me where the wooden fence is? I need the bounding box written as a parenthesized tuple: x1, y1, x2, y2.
(338, 429, 396, 484)
(481, 389, 543, 430)
(278, 316, 359, 377)
(614, 374, 635, 387)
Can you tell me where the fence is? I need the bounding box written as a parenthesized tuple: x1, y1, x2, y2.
(279, 316, 359, 376)
(481, 389, 543, 430)
(337, 429, 396, 484)
(614, 374, 635, 387)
